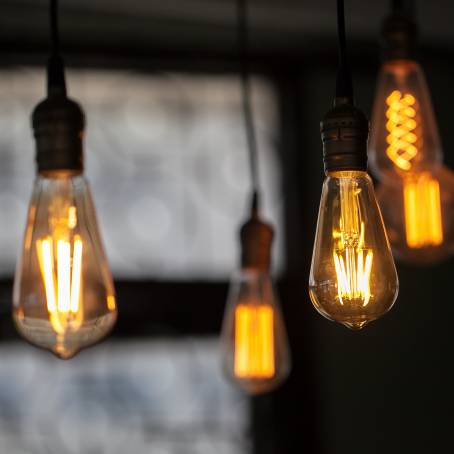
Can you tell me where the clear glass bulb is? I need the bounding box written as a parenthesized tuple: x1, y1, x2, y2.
(309, 171, 398, 330)
(369, 59, 442, 180)
(13, 172, 117, 359)
(376, 165, 454, 264)
(221, 269, 291, 394)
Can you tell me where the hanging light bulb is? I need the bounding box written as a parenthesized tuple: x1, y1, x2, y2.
(221, 0, 290, 393)
(309, 0, 399, 329)
(13, 0, 117, 359)
(221, 205, 291, 394)
(369, 3, 454, 264)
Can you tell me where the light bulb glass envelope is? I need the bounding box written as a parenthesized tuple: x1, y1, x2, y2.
(309, 171, 398, 330)
(369, 60, 442, 181)
(369, 59, 454, 263)
(13, 173, 117, 359)
(221, 269, 291, 394)
(376, 165, 454, 264)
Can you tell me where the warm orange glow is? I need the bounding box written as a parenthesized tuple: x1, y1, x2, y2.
(36, 205, 85, 336)
(333, 177, 373, 306)
(386, 90, 418, 170)
(234, 304, 275, 378)
(403, 174, 443, 248)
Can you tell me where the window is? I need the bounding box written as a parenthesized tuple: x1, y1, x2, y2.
(0, 69, 284, 279)
(0, 340, 249, 454)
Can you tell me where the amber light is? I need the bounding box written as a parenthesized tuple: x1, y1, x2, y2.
(386, 90, 419, 171)
(309, 171, 398, 330)
(37, 234, 84, 336)
(332, 178, 373, 307)
(234, 303, 275, 379)
(403, 174, 443, 248)
(14, 175, 117, 359)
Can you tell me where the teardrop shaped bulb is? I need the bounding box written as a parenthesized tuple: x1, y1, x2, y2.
(13, 173, 117, 359)
(369, 60, 442, 180)
(221, 269, 291, 394)
(309, 171, 398, 329)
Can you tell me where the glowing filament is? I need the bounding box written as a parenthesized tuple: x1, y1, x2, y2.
(333, 178, 373, 306)
(403, 174, 443, 248)
(234, 304, 275, 378)
(386, 90, 418, 170)
(37, 235, 83, 335)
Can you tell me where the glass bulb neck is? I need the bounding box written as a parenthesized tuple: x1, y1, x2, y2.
(320, 99, 369, 172)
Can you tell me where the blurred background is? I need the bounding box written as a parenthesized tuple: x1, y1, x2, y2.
(0, 0, 453, 453)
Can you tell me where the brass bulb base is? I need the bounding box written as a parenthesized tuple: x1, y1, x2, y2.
(240, 211, 274, 271)
(321, 97, 369, 172)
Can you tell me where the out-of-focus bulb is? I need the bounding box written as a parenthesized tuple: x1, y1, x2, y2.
(221, 212, 290, 394)
(309, 171, 399, 330)
(221, 269, 290, 394)
(369, 59, 454, 263)
(376, 166, 454, 263)
(370, 60, 442, 179)
(13, 172, 117, 359)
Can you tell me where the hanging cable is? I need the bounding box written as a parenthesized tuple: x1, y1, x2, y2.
(237, 0, 260, 211)
(50, 0, 60, 56)
(335, 0, 353, 101)
(47, 0, 66, 96)
(392, 0, 414, 17)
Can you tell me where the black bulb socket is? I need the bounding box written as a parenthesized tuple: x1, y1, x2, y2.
(32, 55, 85, 175)
(320, 97, 369, 173)
(32, 94, 85, 174)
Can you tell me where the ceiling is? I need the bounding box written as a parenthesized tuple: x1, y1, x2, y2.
(0, 0, 453, 62)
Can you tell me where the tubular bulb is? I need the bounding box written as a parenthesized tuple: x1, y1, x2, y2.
(221, 268, 291, 394)
(369, 60, 454, 263)
(13, 172, 117, 359)
(309, 171, 399, 330)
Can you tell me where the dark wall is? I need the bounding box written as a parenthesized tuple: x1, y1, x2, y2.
(253, 47, 454, 454)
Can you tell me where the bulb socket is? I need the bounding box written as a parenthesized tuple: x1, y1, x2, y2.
(382, 13, 417, 61)
(240, 211, 274, 271)
(32, 94, 85, 174)
(320, 98, 369, 172)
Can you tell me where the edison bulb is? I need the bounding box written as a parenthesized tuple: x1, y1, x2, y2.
(309, 171, 398, 330)
(13, 172, 117, 359)
(369, 60, 442, 180)
(221, 268, 291, 394)
(369, 59, 454, 263)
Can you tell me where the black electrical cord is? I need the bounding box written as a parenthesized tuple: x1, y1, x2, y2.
(50, 0, 60, 56)
(335, 0, 353, 101)
(391, 0, 414, 18)
(47, 0, 66, 96)
(237, 0, 260, 211)
(392, 0, 403, 12)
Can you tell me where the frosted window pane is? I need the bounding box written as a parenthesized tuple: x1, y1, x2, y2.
(0, 69, 283, 279)
(0, 340, 249, 454)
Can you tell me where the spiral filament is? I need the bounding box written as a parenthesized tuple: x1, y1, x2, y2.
(386, 90, 419, 171)
(333, 178, 373, 307)
(403, 173, 443, 248)
(234, 304, 275, 378)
